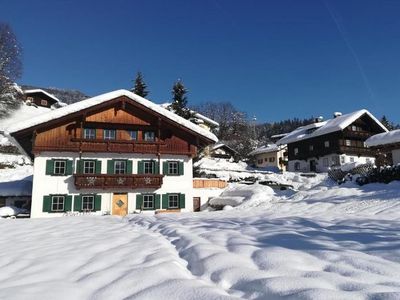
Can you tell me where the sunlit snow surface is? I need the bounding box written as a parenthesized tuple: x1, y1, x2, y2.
(1, 175, 400, 299)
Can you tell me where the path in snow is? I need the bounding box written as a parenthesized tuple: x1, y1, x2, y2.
(0, 217, 235, 300)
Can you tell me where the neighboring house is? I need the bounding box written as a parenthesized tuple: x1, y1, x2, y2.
(209, 143, 238, 160)
(365, 129, 400, 166)
(248, 144, 288, 171)
(0, 177, 32, 210)
(6, 90, 218, 218)
(277, 110, 388, 173)
(24, 89, 65, 108)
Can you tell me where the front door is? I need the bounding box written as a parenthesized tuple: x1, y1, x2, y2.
(310, 160, 317, 172)
(112, 193, 128, 216)
(193, 197, 201, 212)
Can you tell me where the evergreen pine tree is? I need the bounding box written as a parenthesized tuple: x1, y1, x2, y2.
(131, 72, 149, 98)
(170, 80, 191, 119)
(380, 115, 394, 131)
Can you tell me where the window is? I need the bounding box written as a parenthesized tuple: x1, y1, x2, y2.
(40, 99, 48, 106)
(366, 158, 371, 163)
(143, 194, 154, 209)
(144, 161, 154, 174)
(168, 194, 179, 209)
(294, 162, 301, 171)
(257, 159, 263, 164)
(128, 130, 138, 140)
(54, 160, 66, 175)
(51, 196, 64, 212)
(104, 129, 116, 140)
(83, 128, 96, 139)
(82, 195, 94, 211)
(83, 161, 95, 174)
(323, 158, 329, 167)
(269, 157, 275, 162)
(27, 96, 33, 101)
(114, 160, 126, 174)
(144, 131, 155, 142)
(309, 145, 314, 151)
(340, 156, 345, 164)
(331, 156, 339, 165)
(294, 148, 299, 156)
(345, 139, 351, 146)
(324, 141, 330, 148)
(168, 161, 178, 175)
(264, 158, 268, 162)
(350, 157, 355, 163)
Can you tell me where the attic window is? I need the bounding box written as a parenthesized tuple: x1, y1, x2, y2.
(27, 96, 34, 101)
(41, 99, 48, 106)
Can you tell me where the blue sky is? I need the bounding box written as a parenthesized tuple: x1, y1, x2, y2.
(1, 0, 400, 123)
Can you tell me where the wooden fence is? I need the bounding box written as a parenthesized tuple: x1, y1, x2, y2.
(193, 179, 228, 189)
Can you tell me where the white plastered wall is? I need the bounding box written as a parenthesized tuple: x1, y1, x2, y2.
(31, 151, 194, 218)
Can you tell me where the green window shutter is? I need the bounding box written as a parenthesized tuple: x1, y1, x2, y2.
(74, 195, 82, 212)
(154, 161, 160, 174)
(65, 195, 72, 211)
(178, 162, 184, 175)
(95, 160, 102, 173)
(179, 193, 186, 209)
(107, 160, 114, 174)
(162, 161, 168, 175)
(127, 160, 133, 174)
(42, 196, 52, 212)
(155, 194, 161, 209)
(94, 195, 102, 211)
(77, 160, 84, 174)
(66, 160, 73, 175)
(45, 160, 54, 175)
(137, 161, 144, 174)
(136, 194, 143, 209)
(162, 194, 168, 209)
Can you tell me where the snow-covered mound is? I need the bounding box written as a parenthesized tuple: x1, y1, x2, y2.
(0, 206, 25, 217)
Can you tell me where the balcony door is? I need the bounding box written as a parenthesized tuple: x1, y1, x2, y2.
(112, 193, 128, 216)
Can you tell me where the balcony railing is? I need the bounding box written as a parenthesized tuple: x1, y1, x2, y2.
(74, 174, 164, 190)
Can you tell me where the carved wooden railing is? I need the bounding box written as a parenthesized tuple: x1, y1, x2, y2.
(74, 174, 164, 190)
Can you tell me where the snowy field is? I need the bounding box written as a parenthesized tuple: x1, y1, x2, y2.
(1, 175, 400, 299)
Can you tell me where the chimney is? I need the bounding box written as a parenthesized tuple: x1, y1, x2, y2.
(334, 112, 342, 118)
(315, 116, 324, 123)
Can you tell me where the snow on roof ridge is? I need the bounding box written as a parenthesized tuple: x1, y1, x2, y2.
(365, 129, 400, 147)
(24, 89, 61, 103)
(8, 89, 218, 142)
(248, 143, 281, 156)
(277, 109, 388, 145)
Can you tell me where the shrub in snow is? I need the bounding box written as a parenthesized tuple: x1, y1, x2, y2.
(356, 164, 400, 185)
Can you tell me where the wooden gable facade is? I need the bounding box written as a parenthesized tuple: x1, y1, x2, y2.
(12, 95, 213, 160)
(287, 113, 386, 161)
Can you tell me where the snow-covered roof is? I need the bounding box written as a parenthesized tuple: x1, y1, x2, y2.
(248, 144, 281, 156)
(7, 90, 218, 142)
(277, 109, 388, 145)
(160, 103, 219, 127)
(270, 133, 288, 139)
(211, 143, 238, 153)
(0, 103, 52, 131)
(365, 129, 400, 147)
(24, 89, 61, 103)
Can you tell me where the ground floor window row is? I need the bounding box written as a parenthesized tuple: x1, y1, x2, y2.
(42, 193, 185, 213)
(45, 159, 184, 176)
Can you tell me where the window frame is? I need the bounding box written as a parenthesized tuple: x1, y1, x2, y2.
(128, 130, 138, 141)
(294, 162, 301, 171)
(269, 157, 275, 163)
(114, 160, 126, 174)
(103, 129, 116, 140)
(168, 194, 179, 209)
(167, 161, 179, 175)
(143, 161, 154, 174)
(324, 141, 330, 148)
(143, 194, 154, 209)
(83, 160, 96, 174)
(82, 195, 95, 211)
(51, 195, 65, 212)
(345, 139, 352, 147)
(40, 99, 48, 106)
(294, 148, 299, 156)
(83, 128, 96, 139)
(309, 145, 314, 151)
(53, 160, 66, 175)
(143, 131, 155, 142)
(323, 157, 329, 167)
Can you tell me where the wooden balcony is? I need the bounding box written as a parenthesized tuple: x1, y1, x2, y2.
(74, 174, 164, 190)
(339, 146, 374, 156)
(343, 130, 372, 139)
